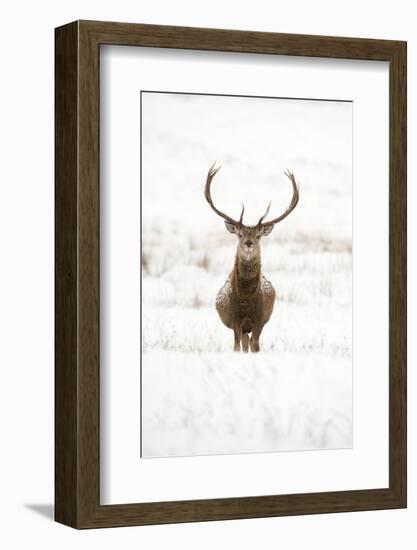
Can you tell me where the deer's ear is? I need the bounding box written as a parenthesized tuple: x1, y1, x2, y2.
(261, 223, 274, 236)
(225, 222, 238, 234)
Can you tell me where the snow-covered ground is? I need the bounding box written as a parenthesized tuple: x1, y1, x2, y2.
(141, 92, 352, 458)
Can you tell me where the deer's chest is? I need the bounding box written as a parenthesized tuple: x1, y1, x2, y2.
(235, 296, 258, 318)
(233, 282, 262, 319)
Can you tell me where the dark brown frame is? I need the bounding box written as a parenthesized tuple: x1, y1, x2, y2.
(55, 20, 407, 529)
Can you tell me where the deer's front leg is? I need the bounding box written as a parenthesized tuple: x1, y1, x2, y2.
(233, 329, 241, 352)
(250, 326, 262, 352)
(241, 333, 249, 353)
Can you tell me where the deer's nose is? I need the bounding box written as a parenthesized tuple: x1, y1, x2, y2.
(245, 240, 254, 247)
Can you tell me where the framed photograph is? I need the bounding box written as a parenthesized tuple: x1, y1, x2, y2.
(55, 20, 406, 528)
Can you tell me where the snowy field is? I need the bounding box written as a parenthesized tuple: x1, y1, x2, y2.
(141, 92, 352, 458)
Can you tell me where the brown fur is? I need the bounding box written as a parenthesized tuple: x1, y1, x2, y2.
(215, 228, 276, 353)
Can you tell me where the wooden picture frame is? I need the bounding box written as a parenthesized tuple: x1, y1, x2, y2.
(55, 20, 407, 529)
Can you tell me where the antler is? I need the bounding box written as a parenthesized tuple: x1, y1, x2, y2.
(204, 163, 245, 226)
(257, 170, 299, 226)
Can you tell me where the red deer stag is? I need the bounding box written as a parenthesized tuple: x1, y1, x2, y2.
(204, 164, 299, 352)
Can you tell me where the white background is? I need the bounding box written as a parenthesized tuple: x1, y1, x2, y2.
(101, 48, 388, 502)
(0, 0, 415, 548)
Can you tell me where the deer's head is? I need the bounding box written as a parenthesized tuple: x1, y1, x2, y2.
(204, 164, 299, 260)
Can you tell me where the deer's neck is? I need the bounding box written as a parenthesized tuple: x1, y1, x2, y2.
(233, 252, 261, 295)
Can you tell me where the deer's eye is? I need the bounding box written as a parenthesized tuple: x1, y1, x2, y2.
(238, 232, 243, 238)
(256, 235, 261, 240)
